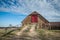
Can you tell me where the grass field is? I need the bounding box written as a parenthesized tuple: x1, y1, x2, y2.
(0, 29, 60, 40)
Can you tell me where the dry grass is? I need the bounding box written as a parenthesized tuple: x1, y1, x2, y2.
(0, 28, 60, 40)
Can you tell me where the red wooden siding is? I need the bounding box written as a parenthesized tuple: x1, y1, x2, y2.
(31, 15, 38, 23)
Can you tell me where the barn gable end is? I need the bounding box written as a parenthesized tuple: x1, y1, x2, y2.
(22, 11, 49, 29)
(21, 11, 60, 30)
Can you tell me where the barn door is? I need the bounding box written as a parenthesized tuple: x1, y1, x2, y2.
(31, 15, 38, 23)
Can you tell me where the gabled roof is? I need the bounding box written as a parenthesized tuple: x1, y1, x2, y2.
(29, 11, 40, 15)
(22, 11, 49, 23)
(29, 11, 49, 23)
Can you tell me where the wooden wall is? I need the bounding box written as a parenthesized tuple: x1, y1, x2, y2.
(22, 15, 49, 29)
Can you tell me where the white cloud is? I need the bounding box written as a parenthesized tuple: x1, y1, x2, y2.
(0, 0, 60, 22)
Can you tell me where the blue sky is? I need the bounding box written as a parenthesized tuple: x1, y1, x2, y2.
(0, 12, 27, 27)
(0, 0, 60, 27)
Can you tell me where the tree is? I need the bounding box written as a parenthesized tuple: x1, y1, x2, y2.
(9, 24, 12, 27)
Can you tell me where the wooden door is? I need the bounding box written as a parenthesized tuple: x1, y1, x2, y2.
(31, 15, 38, 23)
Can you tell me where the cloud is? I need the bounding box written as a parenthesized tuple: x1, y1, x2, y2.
(0, 0, 60, 22)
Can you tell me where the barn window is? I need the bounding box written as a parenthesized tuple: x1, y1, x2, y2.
(31, 15, 38, 23)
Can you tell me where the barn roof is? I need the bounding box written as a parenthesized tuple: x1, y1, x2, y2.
(29, 11, 40, 15)
(22, 11, 49, 23)
(29, 11, 49, 23)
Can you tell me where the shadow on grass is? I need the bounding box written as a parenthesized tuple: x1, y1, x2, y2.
(1, 30, 15, 37)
